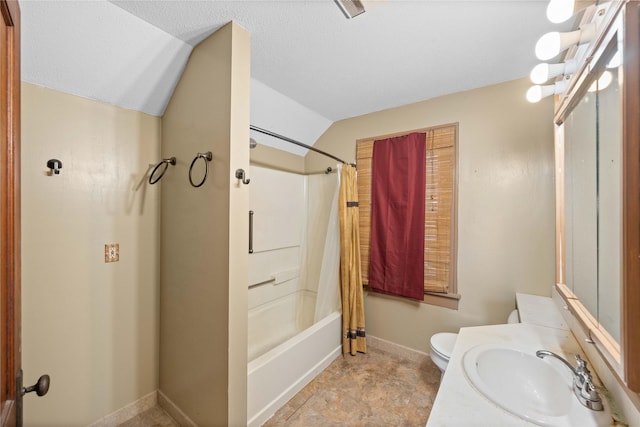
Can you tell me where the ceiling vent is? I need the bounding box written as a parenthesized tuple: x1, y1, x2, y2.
(335, 0, 366, 19)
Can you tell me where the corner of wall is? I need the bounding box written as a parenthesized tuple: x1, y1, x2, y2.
(159, 20, 250, 427)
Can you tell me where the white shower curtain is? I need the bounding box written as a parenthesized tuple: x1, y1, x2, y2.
(313, 166, 342, 322)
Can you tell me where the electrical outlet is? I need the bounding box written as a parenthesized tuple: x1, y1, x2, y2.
(104, 243, 119, 263)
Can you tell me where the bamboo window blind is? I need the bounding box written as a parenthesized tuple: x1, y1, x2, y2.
(356, 124, 457, 295)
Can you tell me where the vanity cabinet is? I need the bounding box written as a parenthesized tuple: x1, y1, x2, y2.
(554, 1, 640, 392)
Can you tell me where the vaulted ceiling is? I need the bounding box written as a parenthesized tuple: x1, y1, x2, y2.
(20, 1, 574, 154)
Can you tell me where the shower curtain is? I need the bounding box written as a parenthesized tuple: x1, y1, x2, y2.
(339, 164, 367, 355)
(313, 170, 341, 323)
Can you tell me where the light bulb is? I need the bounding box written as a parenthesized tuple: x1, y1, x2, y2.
(535, 26, 594, 61)
(527, 86, 544, 103)
(547, 0, 575, 24)
(536, 32, 561, 60)
(530, 60, 578, 84)
(530, 64, 550, 84)
(526, 80, 569, 103)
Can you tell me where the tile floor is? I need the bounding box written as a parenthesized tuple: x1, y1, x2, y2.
(263, 345, 441, 426)
(118, 345, 440, 427)
(117, 406, 178, 427)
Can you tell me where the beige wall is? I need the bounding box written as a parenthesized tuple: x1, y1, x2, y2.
(308, 78, 556, 352)
(250, 143, 305, 173)
(21, 83, 160, 425)
(159, 22, 250, 426)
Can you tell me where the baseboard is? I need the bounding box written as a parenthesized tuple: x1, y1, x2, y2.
(158, 390, 198, 427)
(86, 391, 157, 427)
(248, 344, 341, 427)
(367, 335, 430, 364)
(84, 338, 418, 427)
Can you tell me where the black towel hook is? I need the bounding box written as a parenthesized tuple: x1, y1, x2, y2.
(47, 159, 63, 175)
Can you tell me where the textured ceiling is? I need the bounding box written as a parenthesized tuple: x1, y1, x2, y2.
(110, 0, 572, 121)
(20, 0, 575, 152)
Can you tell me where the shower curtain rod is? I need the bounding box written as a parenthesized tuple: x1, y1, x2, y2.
(250, 125, 355, 167)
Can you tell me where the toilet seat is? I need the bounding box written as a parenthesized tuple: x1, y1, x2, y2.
(430, 310, 520, 374)
(430, 332, 458, 360)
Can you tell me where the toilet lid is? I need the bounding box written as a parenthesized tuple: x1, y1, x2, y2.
(430, 332, 458, 358)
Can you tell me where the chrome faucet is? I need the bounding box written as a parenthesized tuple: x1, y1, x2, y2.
(536, 350, 604, 411)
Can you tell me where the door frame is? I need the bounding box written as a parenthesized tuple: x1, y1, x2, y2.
(0, 0, 20, 425)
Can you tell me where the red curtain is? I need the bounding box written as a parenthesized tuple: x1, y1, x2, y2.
(368, 132, 426, 300)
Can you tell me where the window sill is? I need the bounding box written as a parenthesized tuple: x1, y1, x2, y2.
(423, 292, 460, 310)
(363, 285, 460, 310)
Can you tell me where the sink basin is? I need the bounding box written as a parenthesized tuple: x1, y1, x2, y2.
(462, 344, 611, 426)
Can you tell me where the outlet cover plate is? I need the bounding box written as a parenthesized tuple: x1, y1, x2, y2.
(105, 243, 119, 263)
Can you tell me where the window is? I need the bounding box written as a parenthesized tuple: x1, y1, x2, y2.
(356, 123, 459, 309)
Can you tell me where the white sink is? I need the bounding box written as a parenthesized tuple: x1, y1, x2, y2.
(462, 344, 611, 426)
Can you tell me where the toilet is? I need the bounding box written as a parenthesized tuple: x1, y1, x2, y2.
(429, 309, 520, 374)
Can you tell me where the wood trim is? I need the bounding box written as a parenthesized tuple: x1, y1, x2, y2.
(555, 1, 640, 393)
(557, 283, 623, 376)
(423, 292, 460, 310)
(554, 0, 626, 125)
(554, 124, 565, 286)
(622, 0, 640, 391)
(355, 122, 459, 145)
(0, 0, 19, 425)
(365, 287, 460, 310)
(450, 123, 459, 300)
(356, 123, 459, 308)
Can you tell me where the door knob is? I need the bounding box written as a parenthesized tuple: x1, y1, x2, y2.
(22, 374, 50, 397)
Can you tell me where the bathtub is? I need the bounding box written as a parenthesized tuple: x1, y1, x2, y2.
(247, 310, 342, 427)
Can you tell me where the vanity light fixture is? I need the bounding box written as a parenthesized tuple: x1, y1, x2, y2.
(535, 23, 596, 60)
(546, 0, 575, 24)
(334, 0, 366, 19)
(526, 80, 570, 103)
(528, 0, 610, 103)
(530, 59, 578, 84)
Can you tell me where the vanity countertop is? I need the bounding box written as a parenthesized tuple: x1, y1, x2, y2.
(426, 322, 584, 426)
(516, 292, 569, 330)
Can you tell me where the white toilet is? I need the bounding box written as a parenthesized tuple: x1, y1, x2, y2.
(429, 309, 520, 374)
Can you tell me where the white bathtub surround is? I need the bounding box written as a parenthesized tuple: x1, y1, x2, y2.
(248, 282, 316, 361)
(248, 166, 308, 362)
(158, 390, 197, 427)
(247, 311, 342, 427)
(87, 391, 158, 427)
(248, 166, 341, 361)
(247, 165, 343, 425)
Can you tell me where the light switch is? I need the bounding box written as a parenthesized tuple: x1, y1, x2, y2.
(105, 243, 119, 263)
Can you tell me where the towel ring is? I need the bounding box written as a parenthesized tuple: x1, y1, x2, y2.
(149, 157, 176, 185)
(189, 151, 213, 188)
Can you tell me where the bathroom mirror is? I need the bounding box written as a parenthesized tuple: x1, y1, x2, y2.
(555, 1, 640, 392)
(564, 45, 621, 343)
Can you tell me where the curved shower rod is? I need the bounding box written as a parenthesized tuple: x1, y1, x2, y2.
(249, 125, 356, 167)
